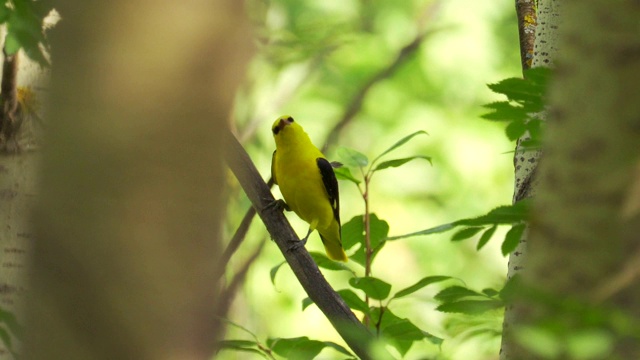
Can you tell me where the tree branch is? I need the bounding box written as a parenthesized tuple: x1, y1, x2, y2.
(322, 30, 431, 153)
(224, 130, 383, 360)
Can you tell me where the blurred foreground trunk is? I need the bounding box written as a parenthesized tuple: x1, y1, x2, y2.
(24, 1, 251, 359)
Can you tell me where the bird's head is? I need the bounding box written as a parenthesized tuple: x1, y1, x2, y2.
(272, 115, 296, 137)
(272, 115, 311, 149)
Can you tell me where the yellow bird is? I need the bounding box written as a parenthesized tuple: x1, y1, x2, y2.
(271, 115, 348, 262)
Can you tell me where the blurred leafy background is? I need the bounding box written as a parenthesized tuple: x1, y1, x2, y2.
(223, 0, 521, 358)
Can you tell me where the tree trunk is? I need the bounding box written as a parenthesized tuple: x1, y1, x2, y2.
(23, 1, 251, 359)
(502, 0, 640, 358)
(500, 0, 562, 358)
(525, 0, 640, 358)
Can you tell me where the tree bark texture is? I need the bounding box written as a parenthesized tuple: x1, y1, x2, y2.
(23, 1, 251, 359)
(501, 0, 562, 358)
(525, 0, 640, 358)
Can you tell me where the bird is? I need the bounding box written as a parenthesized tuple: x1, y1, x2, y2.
(270, 115, 348, 262)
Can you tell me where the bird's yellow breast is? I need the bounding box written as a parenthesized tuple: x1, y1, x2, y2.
(274, 148, 334, 231)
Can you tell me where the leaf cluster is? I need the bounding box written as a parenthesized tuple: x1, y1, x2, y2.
(482, 67, 551, 149)
(0, 0, 53, 66)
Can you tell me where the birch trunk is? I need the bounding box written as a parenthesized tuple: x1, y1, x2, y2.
(500, 1, 562, 358)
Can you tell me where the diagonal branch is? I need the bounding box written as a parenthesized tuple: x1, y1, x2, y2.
(322, 31, 430, 153)
(223, 130, 385, 360)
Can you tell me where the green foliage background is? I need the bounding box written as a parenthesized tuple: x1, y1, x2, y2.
(224, 0, 521, 358)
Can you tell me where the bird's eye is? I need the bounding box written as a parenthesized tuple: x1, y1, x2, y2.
(287, 116, 294, 122)
(272, 126, 280, 135)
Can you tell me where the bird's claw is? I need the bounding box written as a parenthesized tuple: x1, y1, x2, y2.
(286, 237, 308, 253)
(262, 198, 290, 212)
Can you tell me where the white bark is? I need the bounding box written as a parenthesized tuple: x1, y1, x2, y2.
(500, 1, 562, 359)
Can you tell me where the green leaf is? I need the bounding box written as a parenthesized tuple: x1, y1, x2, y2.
(386, 222, 456, 240)
(436, 299, 504, 314)
(383, 318, 437, 342)
(268, 337, 326, 360)
(450, 226, 484, 242)
(337, 289, 371, 315)
(482, 102, 529, 122)
(309, 251, 354, 273)
(0, 307, 23, 340)
(349, 276, 392, 300)
(301, 297, 314, 311)
(0, 327, 13, 352)
(336, 146, 368, 168)
(0, 4, 11, 24)
(476, 225, 497, 250)
(502, 223, 526, 255)
(3, 32, 21, 55)
(372, 155, 432, 172)
(456, 200, 531, 226)
(482, 288, 500, 298)
(218, 339, 261, 351)
(341, 214, 389, 266)
(323, 341, 354, 357)
(392, 276, 452, 299)
(333, 166, 361, 184)
(371, 130, 429, 165)
(435, 286, 483, 302)
(505, 120, 527, 140)
(269, 261, 286, 286)
(374, 308, 444, 356)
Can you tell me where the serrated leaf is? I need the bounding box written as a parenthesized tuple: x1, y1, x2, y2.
(372, 130, 429, 165)
(392, 275, 452, 299)
(268, 337, 326, 360)
(336, 146, 368, 168)
(476, 225, 497, 250)
(373, 155, 432, 172)
(435, 286, 483, 302)
(451, 226, 484, 242)
(337, 289, 371, 315)
(349, 276, 392, 300)
(436, 299, 504, 314)
(502, 223, 526, 255)
(506, 120, 527, 140)
(482, 102, 529, 122)
(456, 200, 531, 226)
(269, 261, 286, 286)
(309, 251, 353, 273)
(333, 166, 361, 184)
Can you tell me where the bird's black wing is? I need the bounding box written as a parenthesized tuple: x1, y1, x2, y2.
(317, 157, 340, 225)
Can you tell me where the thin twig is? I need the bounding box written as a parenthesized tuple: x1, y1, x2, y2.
(224, 131, 386, 360)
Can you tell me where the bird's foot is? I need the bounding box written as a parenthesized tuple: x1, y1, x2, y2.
(262, 198, 290, 212)
(287, 237, 308, 253)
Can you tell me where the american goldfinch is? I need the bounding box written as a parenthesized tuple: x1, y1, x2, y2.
(271, 115, 347, 262)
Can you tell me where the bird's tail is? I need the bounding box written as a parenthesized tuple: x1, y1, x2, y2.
(319, 222, 347, 262)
